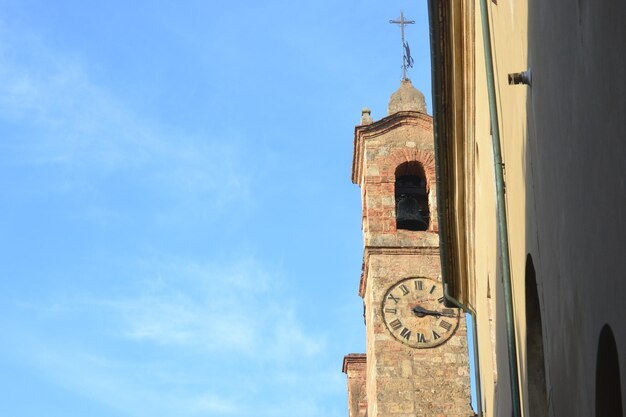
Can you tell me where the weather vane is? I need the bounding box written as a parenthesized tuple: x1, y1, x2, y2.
(389, 11, 415, 81)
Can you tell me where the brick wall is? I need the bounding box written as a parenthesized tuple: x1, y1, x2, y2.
(343, 354, 368, 417)
(350, 107, 473, 417)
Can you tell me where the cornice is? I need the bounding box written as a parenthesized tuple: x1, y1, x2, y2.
(351, 111, 434, 185)
(342, 353, 367, 373)
(358, 245, 441, 298)
(429, 0, 475, 306)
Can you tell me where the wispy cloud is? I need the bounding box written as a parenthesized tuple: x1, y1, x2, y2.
(11, 340, 241, 417)
(104, 257, 325, 359)
(4, 256, 333, 417)
(0, 11, 344, 417)
(188, 393, 240, 414)
(0, 20, 252, 213)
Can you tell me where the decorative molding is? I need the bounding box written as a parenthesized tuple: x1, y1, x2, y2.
(358, 246, 441, 298)
(342, 353, 367, 374)
(430, 0, 476, 306)
(352, 112, 433, 186)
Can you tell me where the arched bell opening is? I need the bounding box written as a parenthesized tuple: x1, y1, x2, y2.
(596, 324, 623, 417)
(395, 161, 429, 231)
(525, 254, 549, 417)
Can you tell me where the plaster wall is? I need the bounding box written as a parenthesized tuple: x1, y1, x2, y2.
(467, 1, 530, 415)
(467, 0, 626, 416)
(525, 0, 626, 415)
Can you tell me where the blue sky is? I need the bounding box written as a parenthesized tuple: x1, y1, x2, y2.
(0, 1, 435, 416)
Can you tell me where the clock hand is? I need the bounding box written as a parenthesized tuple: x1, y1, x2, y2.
(412, 305, 441, 317)
(412, 305, 456, 318)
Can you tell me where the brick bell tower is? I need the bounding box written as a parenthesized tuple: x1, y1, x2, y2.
(344, 79, 473, 417)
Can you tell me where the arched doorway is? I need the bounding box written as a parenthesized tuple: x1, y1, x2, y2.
(526, 255, 549, 417)
(596, 324, 623, 417)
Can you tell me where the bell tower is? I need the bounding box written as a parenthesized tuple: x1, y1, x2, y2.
(348, 79, 473, 417)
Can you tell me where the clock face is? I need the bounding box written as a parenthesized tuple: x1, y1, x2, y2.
(381, 277, 460, 348)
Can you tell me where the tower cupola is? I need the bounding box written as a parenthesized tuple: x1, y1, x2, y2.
(388, 79, 427, 114)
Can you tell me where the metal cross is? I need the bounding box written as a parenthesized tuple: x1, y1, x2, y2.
(389, 11, 415, 80)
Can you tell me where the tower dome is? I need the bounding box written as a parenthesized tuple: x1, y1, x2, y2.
(388, 79, 427, 115)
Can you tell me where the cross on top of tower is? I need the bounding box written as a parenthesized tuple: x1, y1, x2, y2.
(389, 11, 416, 81)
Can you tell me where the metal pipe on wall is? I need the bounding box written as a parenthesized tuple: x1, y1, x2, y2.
(444, 284, 483, 417)
(478, 0, 523, 415)
(427, 0, 523, 415)
(427, 1, 484, 416)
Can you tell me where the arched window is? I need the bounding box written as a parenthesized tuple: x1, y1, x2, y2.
(596, 324, 623, 417)
(395, 162, 429, 231)
(526, 255, 549, 417)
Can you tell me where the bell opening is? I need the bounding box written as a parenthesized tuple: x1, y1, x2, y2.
(395, 162, 429, 231)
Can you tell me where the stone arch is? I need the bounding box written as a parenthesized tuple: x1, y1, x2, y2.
(384, 148, 437, 232)
(386, 148, 436, 189)
(596, 324, 623, 417)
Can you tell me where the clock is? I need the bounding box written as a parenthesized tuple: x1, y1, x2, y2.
(381, 277, 460, 348)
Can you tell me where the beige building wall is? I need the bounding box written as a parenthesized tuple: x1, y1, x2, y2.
(470, 2, 531, 416)
(431, 0, 626, 416)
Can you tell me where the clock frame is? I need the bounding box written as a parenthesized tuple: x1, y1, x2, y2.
(381, 277, 460, 348)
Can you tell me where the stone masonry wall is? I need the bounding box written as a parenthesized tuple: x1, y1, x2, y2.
(357, 111, 473, 417)
(364, 252, 473, 417)
(359, 118, 439, 248)
(343, 354, 368, 417)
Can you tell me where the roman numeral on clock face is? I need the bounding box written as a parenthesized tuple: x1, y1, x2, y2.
(387, 293, 400, 303)
(384, 308, 397, 314)
(389, 319, 403, 330)
(432, 330, 441, 340)
(415, 280, 424, 290)
(400, 284, 410, 295)
(440, 320, 452, 331)
(438, 296, 445, 304)
(400, 327, 412, 340)
(416, 332, 426, 343)
(430, 285, 436, 294)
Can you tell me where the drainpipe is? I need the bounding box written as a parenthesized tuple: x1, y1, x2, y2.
(427, 0, 522, 415)
(427, 2, 483, 416)
(444, 284, 483, 417)
(478, 0, 523, 416)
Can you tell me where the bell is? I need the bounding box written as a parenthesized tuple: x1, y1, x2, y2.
(396, 194, 428, 231)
